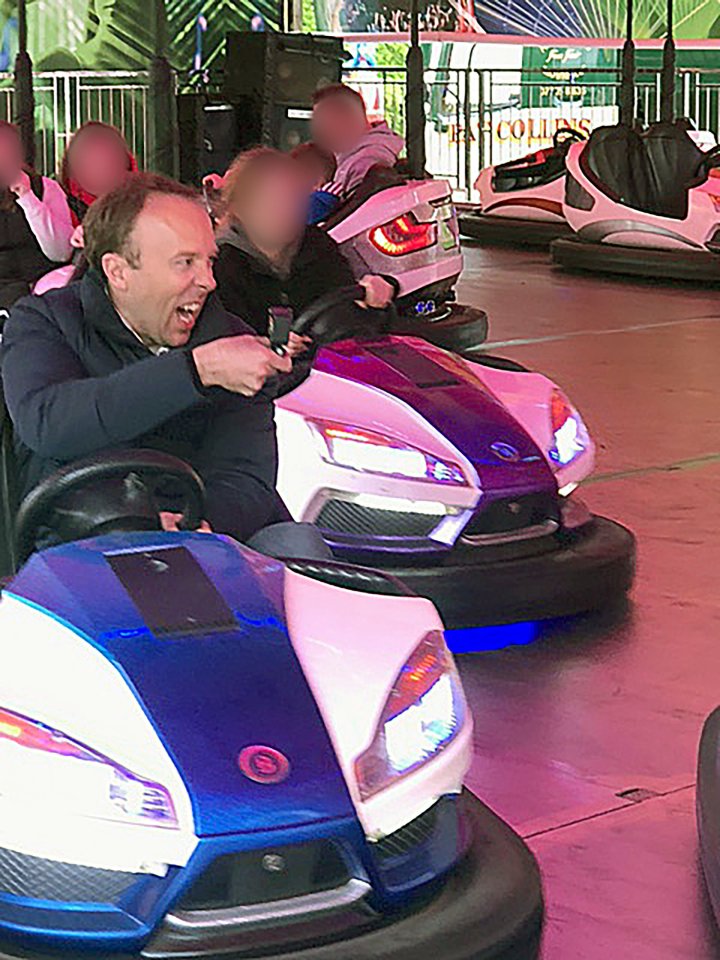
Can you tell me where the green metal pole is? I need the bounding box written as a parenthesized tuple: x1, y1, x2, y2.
(13, 0, 35, 167)
(405, 0, 426, 178)
(619, 0, 635, 127)
(148, 0, 178, 176)
(660, 0, 676, 123)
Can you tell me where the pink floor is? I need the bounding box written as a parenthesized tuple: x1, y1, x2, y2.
(456, 244, 720, 959)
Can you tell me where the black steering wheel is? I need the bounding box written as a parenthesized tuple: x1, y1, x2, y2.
(553, 127, 587, 149)
(292, 283, 394, 343)
(16, 449, 206, 564)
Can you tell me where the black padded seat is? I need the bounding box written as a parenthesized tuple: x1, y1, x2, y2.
(642, 122, 706, 219)
(493, 146, 569, 193)
(579, 122, 708, 221)
(580, 124, 649, 208)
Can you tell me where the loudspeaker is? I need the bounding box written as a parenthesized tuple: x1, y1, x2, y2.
(177, 95, 241, 185)
(223, 32, 345, 110)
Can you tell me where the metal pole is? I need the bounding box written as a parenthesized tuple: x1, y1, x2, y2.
(660, 0, 675, 123)
(405, 0, 426, 177)
(13, 0, 35, 167)
(619, 0, 635, 127)
(148, 0, 178, 176)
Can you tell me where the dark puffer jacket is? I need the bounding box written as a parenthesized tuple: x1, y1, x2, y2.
(1, 270, 293, 542)
(213, 223, 358, 337)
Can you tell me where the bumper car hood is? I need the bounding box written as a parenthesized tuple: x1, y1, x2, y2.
(314, 337, 557, 496)
(5, 533, 357, 838)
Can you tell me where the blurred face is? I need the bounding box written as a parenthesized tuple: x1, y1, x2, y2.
(0, 128, 23, 189)
(103, 194, 217, 349)
(230, 163, 308, 251)
(69, 129, 130, 198)
(312, 97, 368, 155)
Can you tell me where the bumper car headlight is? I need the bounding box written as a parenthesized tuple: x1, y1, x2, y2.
(308, 420, 468, 486)
(549, 388, 589, 468)
(0, 707, 178, 829)
(354, 631, 465, 800)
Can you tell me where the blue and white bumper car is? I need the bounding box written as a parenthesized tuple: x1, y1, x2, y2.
(0, 427, 542, 958)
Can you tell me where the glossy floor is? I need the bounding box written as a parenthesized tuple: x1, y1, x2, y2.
(456, 244, 720, 959)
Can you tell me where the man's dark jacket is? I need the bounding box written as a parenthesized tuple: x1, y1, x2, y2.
(0, 270, 289, 542)
(213, 224, 356, 336)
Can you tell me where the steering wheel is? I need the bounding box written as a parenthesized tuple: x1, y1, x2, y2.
(292, 283, 393, 343)
(553, 127, 587, 149)
(16, 449, 206, 564)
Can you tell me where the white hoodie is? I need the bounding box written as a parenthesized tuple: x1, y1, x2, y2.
(324, 122, 405, 199)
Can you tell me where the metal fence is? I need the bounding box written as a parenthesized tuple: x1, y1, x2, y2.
(5, 64, 720, 197)
(0, 71, 151, 176)
(343, 65, 720, 198)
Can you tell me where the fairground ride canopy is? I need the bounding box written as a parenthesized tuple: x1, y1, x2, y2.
(307, 0, 720, 39)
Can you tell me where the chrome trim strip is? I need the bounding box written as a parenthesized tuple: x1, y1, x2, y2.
(461, 519, 559, 547)
(160, 878, 372, 936)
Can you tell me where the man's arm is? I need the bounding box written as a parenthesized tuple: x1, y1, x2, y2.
(196, 393, 282, 542)
(1, 299, 203, 461)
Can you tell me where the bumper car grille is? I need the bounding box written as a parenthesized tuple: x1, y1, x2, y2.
(0, 846, 137, 903)
(316, 500, 439, 539)
(374, 798, 450, 862)
(462, 493, 560, 540)
(177, 841, 350, 911)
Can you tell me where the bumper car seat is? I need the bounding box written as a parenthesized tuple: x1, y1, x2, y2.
(579, 122, 707, 220)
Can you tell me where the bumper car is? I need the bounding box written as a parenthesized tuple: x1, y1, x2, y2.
(698, 708, 720, 927)
(0, 412, 544, 956)
(324, 167, 488, 353)
(275, 286, 636, 630)
(459, 129, 584, 248)
(551, 122, 720, 282)
(550, 0, 720, 283)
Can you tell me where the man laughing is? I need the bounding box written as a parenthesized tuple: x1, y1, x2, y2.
(1, 173, 304, 544)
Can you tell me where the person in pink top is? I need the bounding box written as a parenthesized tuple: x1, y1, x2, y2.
(311, 84, 405, 201)
(0, 121, 73, 309)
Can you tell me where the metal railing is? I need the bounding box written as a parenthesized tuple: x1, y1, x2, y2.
(5, 63, 720, 197)
(0, 71, 151, 176)
(343, 65, 720, 198)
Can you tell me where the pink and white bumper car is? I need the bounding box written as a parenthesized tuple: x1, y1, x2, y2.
(458, 129, 586, 247)
(551, 121, 720, 282)
(275, 286, 636, 630)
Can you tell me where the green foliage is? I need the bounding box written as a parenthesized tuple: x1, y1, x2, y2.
(301, 0, 318, 32)
(374, 42, 408, 137)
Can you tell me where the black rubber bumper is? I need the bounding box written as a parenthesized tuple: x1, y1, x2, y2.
(279, 790, 544, 960)
(0, 792, 543, 960)
(697, 707, 720, 928)
(390, 516, 636, 629)
(551, 236, 720, 284)
(397, 304, 489, 353)
(459, 212, 572, 248)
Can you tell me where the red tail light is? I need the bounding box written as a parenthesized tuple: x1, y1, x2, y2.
(369, 213, 437, 256)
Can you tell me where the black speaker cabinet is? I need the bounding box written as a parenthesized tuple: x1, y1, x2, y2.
(223, 32, 345, 108)
(177, 95, 241, 185)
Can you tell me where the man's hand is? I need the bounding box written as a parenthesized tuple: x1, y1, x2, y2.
(359, 274, 395, 310)
(192, 335, 293, 395)
(8, 170, 31, 198)
(160, 512, 213, 533)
